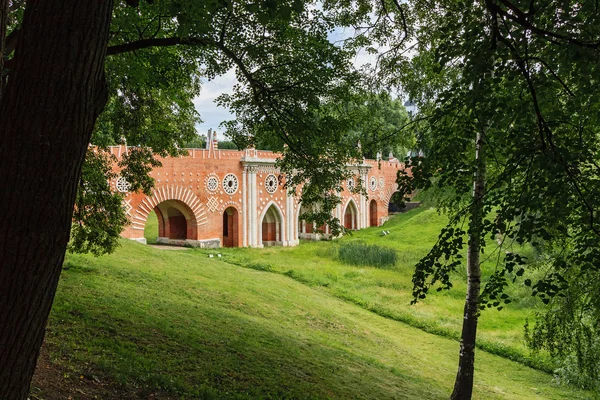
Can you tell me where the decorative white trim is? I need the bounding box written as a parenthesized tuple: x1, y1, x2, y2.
(116, 176, 131, 193)
(265, 174, 278, 194)
(207, 197, 219, 213)
(205, 173, 219, 193)
(122, 199, 133, 216)
(369, 176, 377, 191)
(223, 173, 239, 195)
(346, 177, 356, 192)
(382, 183, 400, 208)
(258, 201, 285, 244)
(130, 185, 208, 232)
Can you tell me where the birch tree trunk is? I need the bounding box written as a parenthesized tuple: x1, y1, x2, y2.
(450, 128, 486, 400)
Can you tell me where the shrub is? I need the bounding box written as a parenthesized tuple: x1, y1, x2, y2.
(338, 242, 397, 268)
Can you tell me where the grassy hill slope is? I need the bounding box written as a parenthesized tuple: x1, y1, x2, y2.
(33, 236, 590, 399)
(216, 208, 550, 371)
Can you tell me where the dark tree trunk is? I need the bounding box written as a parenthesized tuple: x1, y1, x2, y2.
(0, 1, 113, 398)
(0, 0, 7, 92)
(450, 129, 486, 400)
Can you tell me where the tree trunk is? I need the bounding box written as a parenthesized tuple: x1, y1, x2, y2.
(0, 0, 7, 93)
(0, 1, 113, 398)
(450, 129, 486, 400)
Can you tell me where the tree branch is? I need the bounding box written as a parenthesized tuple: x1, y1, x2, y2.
(494, 0, 600, 49)
(106, 36, 212, 56)
(524, 56, 575, 97)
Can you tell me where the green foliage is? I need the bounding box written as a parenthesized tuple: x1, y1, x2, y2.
(337, 0, 600, 386)
(337, 242, 397, 268)
(68, 149, 128, 256)
(95, 46, 202, 154)
(57, 0, 371, 251)
(217, 140, 239, 150)
(346, 91, 413, 159)
(526, 263, 600, 391)
(388, 0, 600, 297)
(183, 134, 206, 149)
(118, 147, 162, 195)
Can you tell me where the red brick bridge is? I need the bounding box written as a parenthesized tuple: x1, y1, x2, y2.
(109, 136, 403, 248)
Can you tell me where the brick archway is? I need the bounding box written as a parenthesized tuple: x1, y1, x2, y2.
(369, 199, 378, 227)
(343, 199, 358, 230)
(297, 204, 314, 237)
(222, 206, 240, 247)
(382, 183, 399, 210)
(154, 200, 197, 243)
(259, 201, 284, 247)
(130, 185, 207, 244)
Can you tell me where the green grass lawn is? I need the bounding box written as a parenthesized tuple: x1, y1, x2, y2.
(217, 207, 555, 372)
(37, 224, 595, 398)
(144, 210, 159, 244)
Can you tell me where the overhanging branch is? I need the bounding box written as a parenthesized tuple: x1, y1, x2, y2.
(106, 36, 212, 56)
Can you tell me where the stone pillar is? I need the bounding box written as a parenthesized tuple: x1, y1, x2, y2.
(242, 166, 248, 247)
(360, 168, 369, 228)
(248, 166, 258, 246)
(285, 191, 296, 246)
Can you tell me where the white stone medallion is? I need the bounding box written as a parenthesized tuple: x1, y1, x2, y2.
(265, 174, 278, 194)
(379, 176, 385, 189)
(369, 176, 377, 191)
(222, 173, 239, 195)
(116, 176, 131, 193)
(205, 174, 219, 193)
(346, 177, 356, 192)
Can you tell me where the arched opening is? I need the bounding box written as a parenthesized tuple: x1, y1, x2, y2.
(144, 199, 198, 246)
(165, 207, 187, 239)
(144, 210, 159, 244)
(369, 199, 378, 227)
(344, 200, 358, 230)
(297, 205, 313, 239)
(222, 207, 239, 247)
(297, 204, 330, 240)
(261, 204, 283, 246)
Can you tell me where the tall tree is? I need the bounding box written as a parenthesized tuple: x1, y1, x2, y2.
(0, 1, 360, 397)
(0, 1, 114, 397)
(357, 0, 600, 398)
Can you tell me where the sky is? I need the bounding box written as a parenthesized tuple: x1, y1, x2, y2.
(193, 69, 237, 140)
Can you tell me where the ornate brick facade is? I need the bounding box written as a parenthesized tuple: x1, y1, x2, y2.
(109, 142, 404, 248)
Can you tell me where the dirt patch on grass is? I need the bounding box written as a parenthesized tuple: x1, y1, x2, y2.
(30, 342, 175, 400)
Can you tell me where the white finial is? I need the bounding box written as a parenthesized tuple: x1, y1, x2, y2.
(206, 129, 212, 150)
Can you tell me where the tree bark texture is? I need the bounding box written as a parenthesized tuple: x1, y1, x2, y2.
(450, 129, 486, 400)
(0, 0, 7, 94)
(0, 1, 113, 398)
